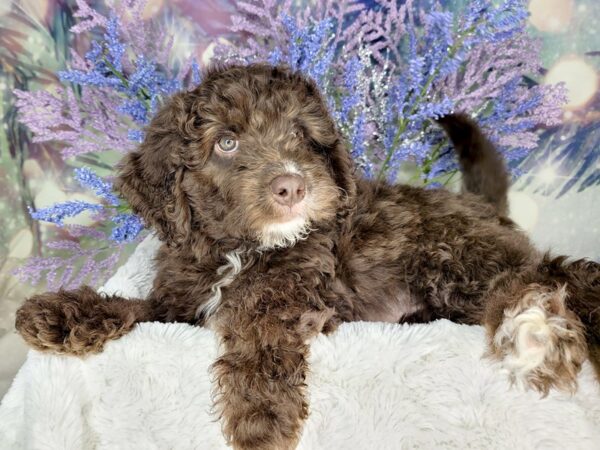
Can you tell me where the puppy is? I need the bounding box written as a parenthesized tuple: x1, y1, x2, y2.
(16, 64, 600, 450)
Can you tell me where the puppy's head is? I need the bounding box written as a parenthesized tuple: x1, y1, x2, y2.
(116, 64, 356, 249)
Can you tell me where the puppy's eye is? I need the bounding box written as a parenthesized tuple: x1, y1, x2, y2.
(215, 137, 239, 154)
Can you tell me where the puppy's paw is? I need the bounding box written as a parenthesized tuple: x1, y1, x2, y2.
(229, 410, 302, 450)
(15, 287, 139, 356)
(490, 284, 587, 395)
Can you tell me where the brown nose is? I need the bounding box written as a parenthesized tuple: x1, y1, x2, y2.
(270, 174, 306, 207)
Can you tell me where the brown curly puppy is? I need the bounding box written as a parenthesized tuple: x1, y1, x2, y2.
(16, 64, 600, 450)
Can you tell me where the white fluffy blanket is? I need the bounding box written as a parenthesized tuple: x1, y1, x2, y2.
(2, 235, 600, 449)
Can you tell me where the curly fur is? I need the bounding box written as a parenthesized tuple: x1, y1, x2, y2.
(15, 64, 600, 449)
(15, 286, 149, 356)
(490, 283, 587, 394)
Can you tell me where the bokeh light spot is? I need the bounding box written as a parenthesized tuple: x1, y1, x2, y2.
(529, 0, 573, 33)
(509, 192, 539, 231)
(143, 0, 164, 20)
(545, 56, 598, 110)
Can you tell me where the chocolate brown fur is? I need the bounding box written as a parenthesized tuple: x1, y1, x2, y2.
(16, 64, 600, 449)
(16, 286, 149, 356)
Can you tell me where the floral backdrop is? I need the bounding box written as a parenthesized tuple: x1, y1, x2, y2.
(0, 0, 598, 397)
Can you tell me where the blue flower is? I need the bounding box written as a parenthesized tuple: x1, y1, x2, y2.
(280, 16, 335, 89)
(74, 167, 119, 206)
(30, 201, 104, 226)
(191, 59, 201, 85)
(410, 98, 454, 121)
(423, 11, 454, 74)
(428, 151, 458, 180)
(105, 15, 125, 71)
(128, 129, 145, 142)
(58, 69, 121, 88)
(268, 47, 284, 65)
(118, 99, 149, 124)
(110, 214, 144, 242)
(341, 57, 362, 124)
(350, 112, 366, 159)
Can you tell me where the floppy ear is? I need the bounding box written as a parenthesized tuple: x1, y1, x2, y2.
(313, 132, 357, 211)
(292, 71, 357, 210)
(298, 100, 357, 210)
(115, 92, 200, 247)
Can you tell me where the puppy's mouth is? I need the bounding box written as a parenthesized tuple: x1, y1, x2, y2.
(260, 194, 312, 249)
(258, 215, 311, 250)
(272, 201, 307, 222)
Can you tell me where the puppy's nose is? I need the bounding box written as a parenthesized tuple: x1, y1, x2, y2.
(270, 174, 306, 207)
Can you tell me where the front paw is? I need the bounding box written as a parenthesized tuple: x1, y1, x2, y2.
(15, 286, 138, 356)
(227, 408, 303, 450)
(214, 349, 309, 450)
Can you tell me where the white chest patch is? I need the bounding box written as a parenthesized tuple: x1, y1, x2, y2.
(195, 249, 246, 320)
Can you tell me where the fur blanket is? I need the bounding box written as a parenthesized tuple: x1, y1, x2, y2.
(2, 235, 600, 449)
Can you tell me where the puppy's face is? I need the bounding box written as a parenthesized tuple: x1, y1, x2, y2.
(190, 66, 342, 248)
(118, 65, 355, 249)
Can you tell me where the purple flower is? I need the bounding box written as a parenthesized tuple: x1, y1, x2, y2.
(12, 241, 124, 291)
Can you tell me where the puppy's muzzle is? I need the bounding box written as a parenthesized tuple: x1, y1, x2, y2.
(270, 174, 306, 207)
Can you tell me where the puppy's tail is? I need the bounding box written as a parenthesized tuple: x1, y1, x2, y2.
(437, 113, 509, 216)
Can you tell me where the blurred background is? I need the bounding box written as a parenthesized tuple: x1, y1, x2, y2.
(0, 0, 598, 398)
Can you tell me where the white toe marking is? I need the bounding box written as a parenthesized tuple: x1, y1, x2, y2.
(493, 285, 576, 387)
